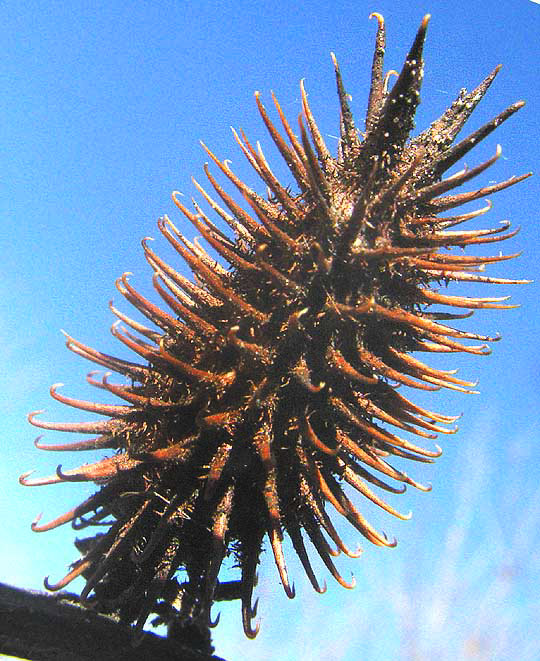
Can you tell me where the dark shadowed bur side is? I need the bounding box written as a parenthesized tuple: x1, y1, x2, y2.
(21, 12, 530, 647)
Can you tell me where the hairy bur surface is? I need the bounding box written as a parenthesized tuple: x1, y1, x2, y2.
(21, 13, 529, 644)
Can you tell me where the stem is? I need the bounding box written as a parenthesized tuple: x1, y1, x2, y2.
(0, 582, 226, 661)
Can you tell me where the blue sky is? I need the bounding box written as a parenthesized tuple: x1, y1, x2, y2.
(3, 1, 540, 659)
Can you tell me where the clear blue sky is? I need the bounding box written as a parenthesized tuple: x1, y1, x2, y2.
(3, 1, 540, 659)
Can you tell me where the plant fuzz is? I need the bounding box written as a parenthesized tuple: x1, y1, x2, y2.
(22, 13, 529, 644)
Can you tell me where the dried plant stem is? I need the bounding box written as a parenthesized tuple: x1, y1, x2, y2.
(0, 582, 225, 661)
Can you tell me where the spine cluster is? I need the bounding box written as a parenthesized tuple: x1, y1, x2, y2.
(22, 14, 528, 641)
